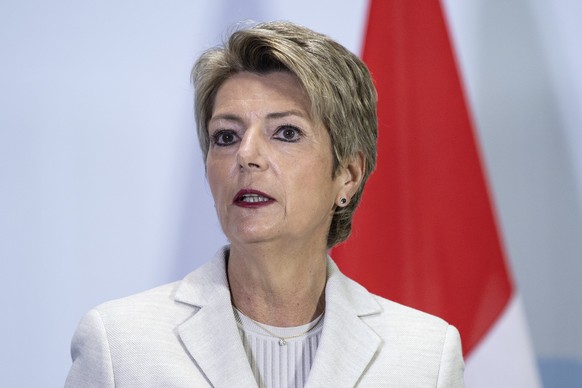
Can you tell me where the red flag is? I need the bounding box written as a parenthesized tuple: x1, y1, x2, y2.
(333, 0, 512, 356)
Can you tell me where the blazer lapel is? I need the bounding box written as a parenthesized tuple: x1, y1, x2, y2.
(174, 248, 258, 388)
(305, 258, 382, 388)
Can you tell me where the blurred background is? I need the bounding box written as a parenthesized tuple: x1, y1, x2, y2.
(1, 0, 580, 386)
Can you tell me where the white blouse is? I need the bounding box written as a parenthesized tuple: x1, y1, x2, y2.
(233, 308, 324, 388)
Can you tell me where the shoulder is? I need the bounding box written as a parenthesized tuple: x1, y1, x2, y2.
(65, 247, 232, 387)
(95, 281, 182, 315)
(362, 293, 465, 386)
(71, 247, 230, 353)
(367, 293, 450, 334)
(326, 257, 457, 345)
(356, 291, 461, 360)
(75, 280, 197, 363)
(90, 246, 229, 325)
(65, 282, 191, 387)
(365, 293, 463, 356)
(90, 281, 193, 328)
(325, 262, 464, 386)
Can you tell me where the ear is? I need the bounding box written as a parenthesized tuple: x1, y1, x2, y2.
(336, 151, 365, 203)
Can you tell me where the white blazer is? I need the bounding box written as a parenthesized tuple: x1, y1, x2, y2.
(65, 247, 465, 387)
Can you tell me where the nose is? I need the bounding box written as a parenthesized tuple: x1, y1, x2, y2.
(237, 127, 267, 172)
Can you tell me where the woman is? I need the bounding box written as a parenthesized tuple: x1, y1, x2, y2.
(66, 21, 464, 387)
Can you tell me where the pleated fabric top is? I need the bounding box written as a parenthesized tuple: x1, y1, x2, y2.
(233, 308, 324, 388)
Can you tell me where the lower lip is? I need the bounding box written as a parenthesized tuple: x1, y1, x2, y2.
(233, 199, 274, 208)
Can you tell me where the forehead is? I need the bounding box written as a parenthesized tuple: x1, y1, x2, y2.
(212, 71, 312, 117)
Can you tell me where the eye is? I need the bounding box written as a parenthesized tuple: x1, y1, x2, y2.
(273, 125, 302, 142)
(211, 130, 239, 146)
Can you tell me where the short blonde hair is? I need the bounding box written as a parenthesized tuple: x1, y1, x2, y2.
(192, 21, 377, 248)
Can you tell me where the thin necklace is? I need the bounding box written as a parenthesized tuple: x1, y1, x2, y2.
(233, 307, 324, 346)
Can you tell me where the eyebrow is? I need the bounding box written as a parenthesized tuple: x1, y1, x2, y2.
(209, 113, 242, 123)
(266, 110, 308, 120)
(209, 109, 308, 123)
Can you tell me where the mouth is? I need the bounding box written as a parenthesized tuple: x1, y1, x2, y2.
(233, 189, 275, 207)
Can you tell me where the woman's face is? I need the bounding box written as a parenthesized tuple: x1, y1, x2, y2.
(206, 71, 345, 250)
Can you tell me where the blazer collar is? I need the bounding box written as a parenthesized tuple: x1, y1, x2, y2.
(175, 246, 258, 387)
(304, 258, 382, 387)
(174, 246, 382, 387)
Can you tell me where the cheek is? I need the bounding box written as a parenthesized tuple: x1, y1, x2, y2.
(286, 158, 336, 202)
(206, 161, 227, 203)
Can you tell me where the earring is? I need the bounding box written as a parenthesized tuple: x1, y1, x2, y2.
(340, 197, 347, 205)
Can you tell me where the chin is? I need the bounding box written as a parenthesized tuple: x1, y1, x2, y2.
(227, 226, 277, 246)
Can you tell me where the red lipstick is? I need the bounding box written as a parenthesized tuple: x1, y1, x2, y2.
(233, 189, 275, 208)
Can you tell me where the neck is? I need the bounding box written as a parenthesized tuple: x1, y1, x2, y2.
(227, 241, 327, 327)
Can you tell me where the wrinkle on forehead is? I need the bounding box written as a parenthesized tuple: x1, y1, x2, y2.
(211, 71, 314, 120)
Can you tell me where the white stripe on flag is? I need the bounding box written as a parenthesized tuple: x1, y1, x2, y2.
(465, 293, 542, 387)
